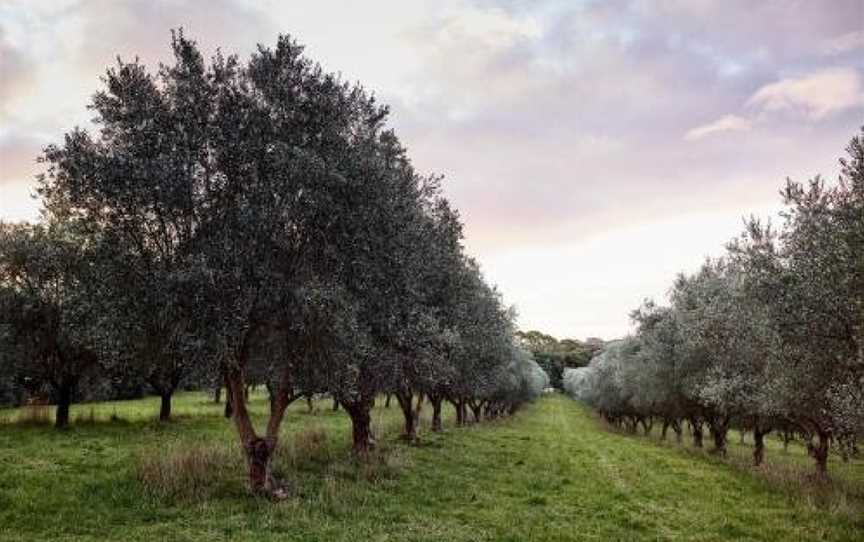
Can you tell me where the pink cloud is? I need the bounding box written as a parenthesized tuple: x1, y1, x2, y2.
(684, 114, 752, 141)
(746, 68, 864, 120)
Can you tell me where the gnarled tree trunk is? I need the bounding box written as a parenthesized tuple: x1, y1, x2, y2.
(225, 361, 297, 495)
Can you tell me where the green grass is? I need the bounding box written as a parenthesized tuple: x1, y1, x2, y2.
(1, 393, 862, 541)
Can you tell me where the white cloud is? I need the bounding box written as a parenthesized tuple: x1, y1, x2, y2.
(746, 67, 864, 120)
(821, 30, 864, 55)
(684, 114, 752, 141)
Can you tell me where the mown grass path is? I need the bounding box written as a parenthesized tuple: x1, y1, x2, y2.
(1, 394, 862, 541)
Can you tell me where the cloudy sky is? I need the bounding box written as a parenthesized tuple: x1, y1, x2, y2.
(1, 1, 863, 339)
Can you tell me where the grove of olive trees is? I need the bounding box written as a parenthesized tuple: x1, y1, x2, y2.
(0, 31, 547, 496)
(564, 125, 864, 476)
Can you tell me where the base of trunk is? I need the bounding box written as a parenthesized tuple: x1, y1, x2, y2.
(245, 438, 275, 494)
(431, 399, 443, 432)
(159, 393, 172, 422)
(344, 401, 375, 456)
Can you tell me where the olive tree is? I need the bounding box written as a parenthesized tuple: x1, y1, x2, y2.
(0, 222, 107, 428)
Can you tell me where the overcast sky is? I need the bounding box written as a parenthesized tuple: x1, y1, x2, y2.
(1, 1, 863, 340)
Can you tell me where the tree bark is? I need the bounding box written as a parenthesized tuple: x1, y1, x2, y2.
(414, 393, 424, 418)
(469, 400, 482, 423)
(689, 417, 703, 448)
(430, 396, 443, 432)
(244, 437, 275, 494)
(384, 393, 392, 408)
(672, 420, 683, 444)
(753, 428, 770, 466)
(810, 430, 831, 476)
(159, 392, 173, 422)
(212, 385, 222, 404)
(396, 391, 418, 441)
(343, 400, 374, 455)
(223, 373, 234, 419)
(225, 366, 284, 494)
(640, 416, 653, 435)
(453, 400, 464, 426)
(708, 416, 729, 456)
(55, 383, 72, 429)
(710, 429, 727, 456)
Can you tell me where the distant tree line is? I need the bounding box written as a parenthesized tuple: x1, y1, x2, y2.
(515, 330, 602, 389)
(0, 31, 548, 495)
(564, 126, 864, 476)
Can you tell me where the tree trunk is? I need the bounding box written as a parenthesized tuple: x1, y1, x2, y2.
(55, 383, 72, 429)
(753, 429, 768, 466)
(710, 429, 727, 455)
(414, 393, 424, 418)
(810, 430, 831, 476)
(431, 396, 443, 432)
(396, 391, 418, 442)
(453, 400, 464, 426)
(384, 393, 392, 408)
(159, 392, 173, 422)
(223, 373, 234, 419)
(332, 397, 339, 411)
(343, 401, 374, 455)
(672, 420, 683, 444)
(708, 417, 729, 456)
(212, 385, 222, 404)
(690, 418, 703, 448)
(224, 392, 234, 419)
(306, 395, 314, 413)
(226, 367, 276, 494)
(640, 417, 653, 435)
(469, 400, 482, 423)
(244, 437, 275, 494)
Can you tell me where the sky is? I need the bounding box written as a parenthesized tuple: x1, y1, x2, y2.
(1, 1, 863, 340)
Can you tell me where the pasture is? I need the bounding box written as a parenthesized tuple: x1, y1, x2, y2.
(1, 394, 862, 541)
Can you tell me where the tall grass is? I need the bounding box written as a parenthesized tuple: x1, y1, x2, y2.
(14, 403, 52, 426)
(135, 441, 244, 502)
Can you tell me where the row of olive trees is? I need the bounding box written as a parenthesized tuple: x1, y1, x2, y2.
(565, 125, 864, 476)
(0, 31, 548, 495)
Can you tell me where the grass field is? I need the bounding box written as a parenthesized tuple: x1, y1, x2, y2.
(1, 393, 863, 541)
